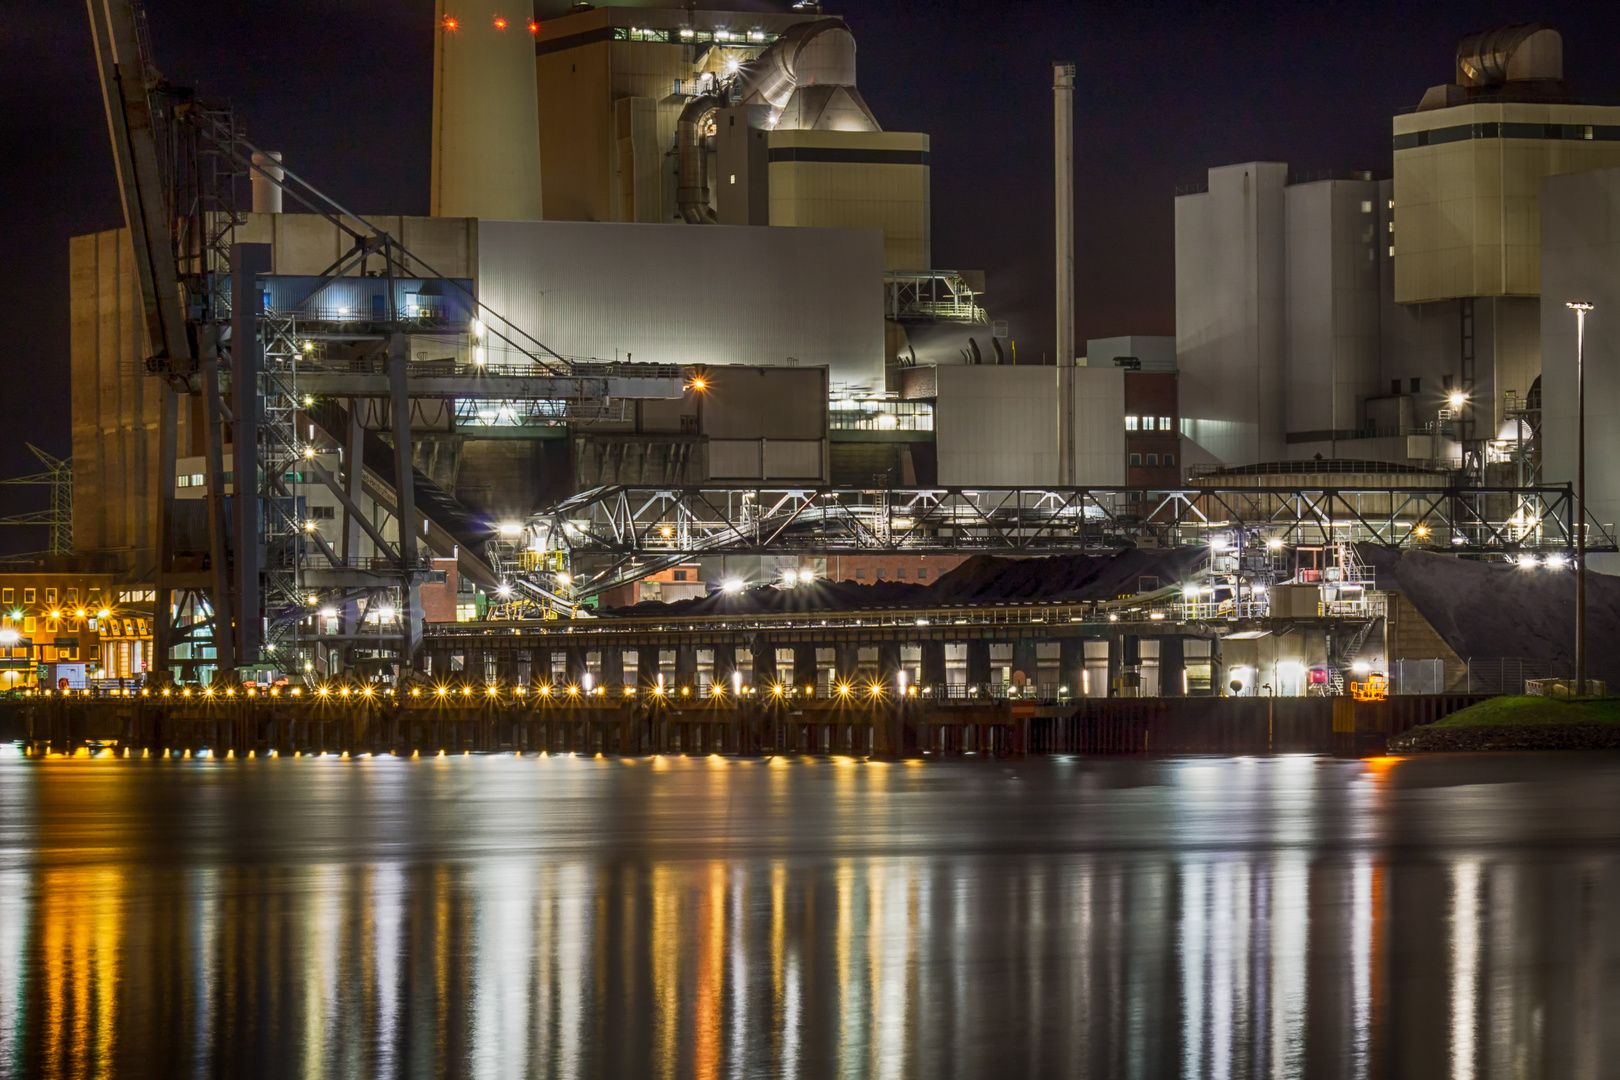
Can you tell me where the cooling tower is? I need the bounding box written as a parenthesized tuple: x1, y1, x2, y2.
(431, 0, 544, 221)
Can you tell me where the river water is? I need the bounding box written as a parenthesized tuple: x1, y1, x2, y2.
(1, 749, 1618, 1078)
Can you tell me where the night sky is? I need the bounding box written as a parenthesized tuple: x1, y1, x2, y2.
(1, 0, 1616, 543)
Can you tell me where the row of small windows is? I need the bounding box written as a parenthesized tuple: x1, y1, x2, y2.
(1394, 122, 1616, 151)
(853, 567, 937, 581)
(176, 472, 233, 488)
(1125, 416, 1175, 431)
(1, 587, 100, 606)
(1129, 453, 1177, 468)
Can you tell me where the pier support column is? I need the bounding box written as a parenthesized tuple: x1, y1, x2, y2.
(1061, 638, 1085, 698)
(565, 646, 587, 689)
(793, 643, 818, 693)
(602, 645, 623, 692)
(920, 641, 946, 690)
(638, 646, 661, 693)
(1161, 636, 1186, 697)
(967, 640, 991, 691)
(1012, 638, 1039, 691)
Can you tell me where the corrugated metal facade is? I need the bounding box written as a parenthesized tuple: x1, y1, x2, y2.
(934, 365, 1125, 487)
(477, 219, 886, 389)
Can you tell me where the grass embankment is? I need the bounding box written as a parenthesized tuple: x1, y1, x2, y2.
(1391, 695, 1620, 751)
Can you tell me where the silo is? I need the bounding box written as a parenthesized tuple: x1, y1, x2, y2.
(431, 0, 544, 221)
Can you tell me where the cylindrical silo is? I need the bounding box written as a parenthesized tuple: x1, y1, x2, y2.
(250, 151, 284, 213)
(431, 0, 544, 221)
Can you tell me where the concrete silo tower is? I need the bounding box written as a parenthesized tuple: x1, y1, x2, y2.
(432, 0, 544, 220)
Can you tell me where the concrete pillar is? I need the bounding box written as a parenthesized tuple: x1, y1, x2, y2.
(920, 641, 946, 688)
(713, 643, 738, 689)
(1012, 638, 1039, 689)
(565, 646, 586, 687)
(752, 640, 776, 689)
(1161, 636, 1186, 697)
(792, 643, 818, 691)
(675, 645, 697, 690)
(835, 643, 861, 685)
(637, 647, 660, 691)
(1060, 638, 1085, 697)
(967, 640, 991, 686)
(878, 642, 902, 695)
(602, 645, 623, 690)
(1107, 635, 1124, 697)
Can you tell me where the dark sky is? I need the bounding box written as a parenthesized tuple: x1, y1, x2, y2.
(1, 0, 1616, 540)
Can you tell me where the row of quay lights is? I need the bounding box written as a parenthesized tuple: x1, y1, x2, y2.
(25, 680, 921, 701)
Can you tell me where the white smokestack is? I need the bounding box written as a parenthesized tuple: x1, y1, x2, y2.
(1054, 61, 1076, 485)
(432, 0, 544, 221)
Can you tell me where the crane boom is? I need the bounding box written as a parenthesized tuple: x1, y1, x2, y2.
(85, 0, 193, 374)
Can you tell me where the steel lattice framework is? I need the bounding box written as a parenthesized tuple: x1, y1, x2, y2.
(513, 483, 1607, 600)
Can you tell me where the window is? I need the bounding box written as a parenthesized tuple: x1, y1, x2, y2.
(1130, 453, 1143, 467)
(67, 588, 78, 604)
(23, 617, 35, 633)
(23, 589, 34, 604)
(45, 589, 55, 605)
(1, 590, 10, 604)
(673, 570, 687, 582)
(1409, 378, 1421, 394)
(1160, 416, 1173, 431)
(1360, 200, 1373, 213)
(896, 568, 906, 579)
(176, 475, 190, 488)
(855, 568, 865, 580)
(1125, 416, 1139, 431)
(916, 568, 928, 580)
(1164, 453, 1176, 467)
(876, 568, 887, 579)
(1391, 379, 1401, 395)
(1146, 454, 1158, 466)
(46, 619, 58, 634)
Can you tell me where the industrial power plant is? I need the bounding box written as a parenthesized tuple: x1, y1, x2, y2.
(29, 2, 1620, 732)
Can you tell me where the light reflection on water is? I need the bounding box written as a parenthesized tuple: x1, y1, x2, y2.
(1, 752, 1620, 1077)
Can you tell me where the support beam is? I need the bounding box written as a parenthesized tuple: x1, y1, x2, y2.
(231, 244, 272, 666)
(390, 338, 423, 667)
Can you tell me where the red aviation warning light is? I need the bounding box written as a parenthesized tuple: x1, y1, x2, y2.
(528, 18, 540, 34)
(493, 15, 507, 30)
(441, 14, 459, 32)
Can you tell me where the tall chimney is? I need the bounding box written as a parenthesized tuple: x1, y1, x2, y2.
(1054, 61, 1076, 485)
(250, 151, 284, 214)
(431, 0, 545, 221)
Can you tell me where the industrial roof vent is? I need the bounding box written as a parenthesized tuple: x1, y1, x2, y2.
(1418, 22, 1570, 110)
(1455, 23, 1562, 86)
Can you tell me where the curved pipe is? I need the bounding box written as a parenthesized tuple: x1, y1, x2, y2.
(737, 18, 851, 109)
(677, 95, 722, 224)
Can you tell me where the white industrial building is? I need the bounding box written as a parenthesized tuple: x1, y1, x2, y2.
(1176, 24, 1620, 475)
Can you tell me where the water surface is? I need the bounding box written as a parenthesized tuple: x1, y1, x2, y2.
(2, 749, 1619, 1078)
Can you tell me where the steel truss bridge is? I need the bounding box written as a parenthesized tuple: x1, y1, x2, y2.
(508, 482, 1609, 601)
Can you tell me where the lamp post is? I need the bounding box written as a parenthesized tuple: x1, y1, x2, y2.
(1567, 301, 1594, 695)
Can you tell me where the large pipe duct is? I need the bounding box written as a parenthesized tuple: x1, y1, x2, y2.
(677, 95, 723, 224)
(1456, 23, 1562, 86)
(431, 0, 544, 220)
(1054, 61, 1076, 486)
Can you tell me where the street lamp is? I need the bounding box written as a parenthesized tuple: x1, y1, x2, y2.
(1568, 300, 1594, 695)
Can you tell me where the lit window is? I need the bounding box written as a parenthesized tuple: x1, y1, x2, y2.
(176, 476, 190, 488)
(23, 589, 34, 604)
(1159, 416, 1173, 430)
(193, 473, 205, 486)
(1125, 416, 1139, 431)
(1360, 200, 1373, 213)
(1, 590, 10, 604)
(45, 590, 55, 605)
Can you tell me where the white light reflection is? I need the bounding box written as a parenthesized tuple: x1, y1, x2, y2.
(1269, 854, 1307, 1078)
(1350, 857, 1373, 1080)
(1181, 861, 1207, 1079)
(1451, 860, 1481, 1080)
(373, 864, 405, 1077)
(0, 867, 25, 1069)
(472, 861, 535, 1080)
